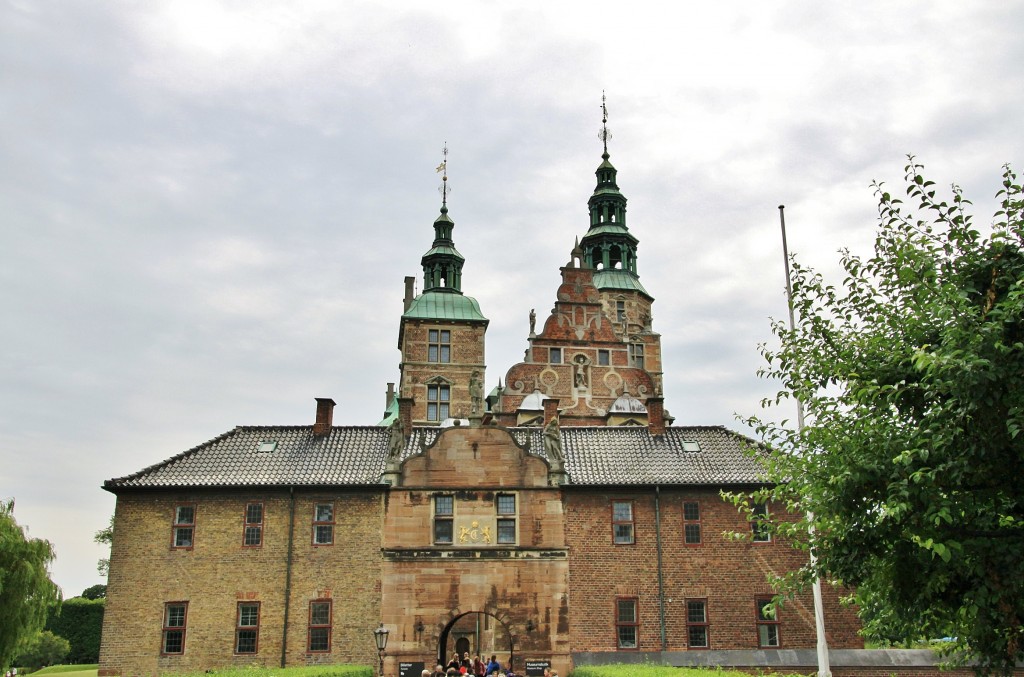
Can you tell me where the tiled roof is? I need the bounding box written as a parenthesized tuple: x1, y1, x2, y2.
(104, 425, 766, 490)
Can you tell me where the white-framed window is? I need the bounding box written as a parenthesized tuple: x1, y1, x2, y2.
(752, 503, 771, 542)
(550, 347, 562, 364)
(612, 500, 635, 544)
(308, 600, 332, 652)
(756, 597, 781, 647)
(162, 602, 188, 655)
(172, 505, 195, 549)
(235, 602, 260, 654)
(615, 597, 638, 649)
(686, 600, 709, 648)
(312, 503, 334, 545)
(243, 503, 263, 547)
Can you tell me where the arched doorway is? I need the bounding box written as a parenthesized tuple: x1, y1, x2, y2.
(437, 611, 516, 672)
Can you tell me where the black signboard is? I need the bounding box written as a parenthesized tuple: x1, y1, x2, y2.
(524, 659, 551, 676)
(399, 661, 425, 677)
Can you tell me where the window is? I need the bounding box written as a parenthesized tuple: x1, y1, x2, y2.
(312, 503, 333, 545)
(616, 300, 626, 322)
(308, 600, 332, 652)
(243, 503, 263, 547)
(550, 347, 562, 364)
(235, 602, 260, 654)
(683, 501, 701, 545)
(496, 493, 516, 545)
(172, 505, 195, 549)
(686, 600, 709, 648)
(612, 500, 634, 544)
(756, 598, 781, 647)
(433, 495, 454, 544)
(427, 384, 450, 421)
(162, 602, 188, 655)
(752, 503, 771, 542)
(428, 329, 451, 363)
(598, 349, 610, 366)
(615, 598, 638, 649)
(629, 343, 645, 369)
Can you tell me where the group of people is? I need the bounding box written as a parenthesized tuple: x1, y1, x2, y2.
(418, 652, 558, 677)
(420, 652, 507, 677)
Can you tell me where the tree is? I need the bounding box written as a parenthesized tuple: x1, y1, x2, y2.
(0, 499, 63, 671)
(81, 584, 106, 600)
(743, 159, 1024, 674)
(45, 597, 104, 663)
(94, 515, 113, 578)
(13, 631, 70, 670)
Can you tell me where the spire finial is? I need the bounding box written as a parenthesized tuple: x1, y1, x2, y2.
(436, 142, 450, 212)
(599, 91, 611, 159)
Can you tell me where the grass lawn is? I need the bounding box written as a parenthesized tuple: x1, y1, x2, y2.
(570, 667, 807, 677)
(29, 666, 98, 677)
(20, 663, 811, 677)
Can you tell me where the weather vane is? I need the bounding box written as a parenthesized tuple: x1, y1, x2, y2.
(599, 91, 612, 156)
(436, 142, 449, 207)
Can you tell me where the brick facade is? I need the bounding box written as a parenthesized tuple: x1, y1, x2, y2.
(99, 489, 382, 676)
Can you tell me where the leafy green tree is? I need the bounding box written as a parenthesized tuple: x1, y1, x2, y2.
(81, 584, 106, 600)
(743, 159, 1024, 674)
(45, 596, 104, 664)
(13, 631, 70, 670)
(94, 515, 113, 578)
(0, 499, 63, 671)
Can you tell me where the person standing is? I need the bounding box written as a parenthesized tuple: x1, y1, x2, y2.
(484, 655, 501, 675)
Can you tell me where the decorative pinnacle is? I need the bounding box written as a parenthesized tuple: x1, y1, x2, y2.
(599, 91, 611, 158)
(436, 142, 449, 211)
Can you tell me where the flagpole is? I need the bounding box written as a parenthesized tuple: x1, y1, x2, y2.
(779, 205, 831, 677)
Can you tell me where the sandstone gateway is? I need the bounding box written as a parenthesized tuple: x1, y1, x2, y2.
(99, 114, 863, 676)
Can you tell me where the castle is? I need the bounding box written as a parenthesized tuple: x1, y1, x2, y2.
(98, 107, 862, 677)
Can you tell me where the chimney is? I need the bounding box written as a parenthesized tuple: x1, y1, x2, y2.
(543, 397, 560, 426)
(403, 276, 416, 312)
(313, 398, 336, 436)
(385, 382, 395, 412)
(647, 397, 666, 436)
(398, 397, 414, 437)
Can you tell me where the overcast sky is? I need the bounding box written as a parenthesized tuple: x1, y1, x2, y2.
(2, 1, 1021, 598)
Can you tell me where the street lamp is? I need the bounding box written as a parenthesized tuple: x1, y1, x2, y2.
(373, 623, 389, 677)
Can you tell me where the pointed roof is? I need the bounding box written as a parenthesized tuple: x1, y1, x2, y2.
(578, 94, 650, 298)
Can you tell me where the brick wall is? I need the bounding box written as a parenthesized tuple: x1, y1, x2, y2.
(399, 321, 487, 423)
(564, 487, 862, 654)
(99, 488, 383, 677)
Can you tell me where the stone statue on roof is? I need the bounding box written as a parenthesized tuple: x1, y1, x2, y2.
(543, 416, 563, 463)
(386, 418, 405, 462)
(529, 308, 536, 335)
(470, 370, 483, 416)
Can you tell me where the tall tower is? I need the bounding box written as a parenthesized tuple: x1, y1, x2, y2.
(577, 94, 662, 394)
(396, 146, 488, 425)
(495, 96, 666, 426)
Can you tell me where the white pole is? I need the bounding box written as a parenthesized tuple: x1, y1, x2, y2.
(779, 205, 831, 677)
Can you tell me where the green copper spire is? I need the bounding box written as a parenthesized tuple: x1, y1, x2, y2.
(421, 143, 465, 293)
(579, 94, 648, 297)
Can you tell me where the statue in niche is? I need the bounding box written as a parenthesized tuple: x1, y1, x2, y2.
(386, 418, 405, 462)
(574, 354, 588, 388)
(543, 416, 563, 463)
(529, 308, 536, 334)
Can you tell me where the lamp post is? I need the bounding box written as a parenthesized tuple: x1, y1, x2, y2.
(373, 623, 389, 677)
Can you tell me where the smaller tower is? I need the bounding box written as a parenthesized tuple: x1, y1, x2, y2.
(396, 145, 488, 425)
